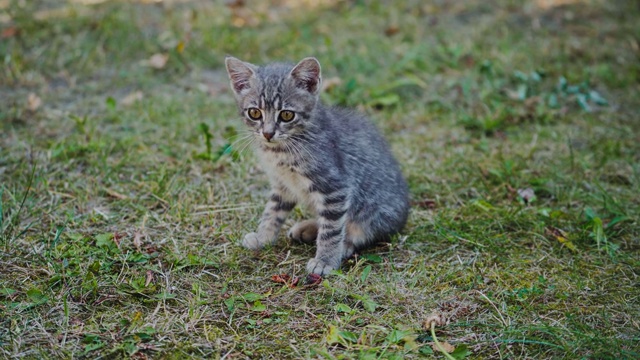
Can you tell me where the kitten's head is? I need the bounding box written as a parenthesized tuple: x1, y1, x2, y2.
(225, 56, 322, 144)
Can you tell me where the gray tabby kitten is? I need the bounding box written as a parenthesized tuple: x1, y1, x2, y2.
(225, 56, 409, 275)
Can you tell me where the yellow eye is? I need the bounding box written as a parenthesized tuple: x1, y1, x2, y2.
(279, 110, 295, 122)
(247, 108, 262, 120)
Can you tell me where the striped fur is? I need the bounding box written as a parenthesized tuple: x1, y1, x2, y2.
(225, 56, 410, 275)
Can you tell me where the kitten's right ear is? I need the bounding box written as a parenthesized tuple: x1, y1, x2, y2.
(225, 56, 256, 95)
(290, 57, 322, 95)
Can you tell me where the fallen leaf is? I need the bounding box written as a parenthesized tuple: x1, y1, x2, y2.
(524, 96, 542, 108)
(545, 226, 577, 252)
(121, 91, 144, 106)
(384, 25, 400, 36)
(113, 232, 124, 248)
(145, 270, 154, 287)
(225, 0, 245, 9)
(517, 188, 536, 205)
(1, 26, 18, 39)
(432, 341, 455, 353)
(147, 53, 168, 69)
(305, 273, 322, 286)
(27, 93, 42, 111)
(271, 274, 290, 284)
(413, 199, 436, 209)
(322, 77, 342, 92)
(133, 231, 143, 252)
(105, 188, 128, 199)
(423, 312, 448, 329)
(270, 274, 300, 288)
(459, 53, 475, 68)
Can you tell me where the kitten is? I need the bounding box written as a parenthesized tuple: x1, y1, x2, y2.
(225, 56, 409, 275)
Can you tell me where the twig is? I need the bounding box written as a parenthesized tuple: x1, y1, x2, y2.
(430, 321, 456, 360)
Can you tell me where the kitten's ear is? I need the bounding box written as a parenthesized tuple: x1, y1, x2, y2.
(225, 56, 256, 95)
(290, 57, 322, 95)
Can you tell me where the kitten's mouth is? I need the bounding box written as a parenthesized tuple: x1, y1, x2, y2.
(261, 138, 280, 145)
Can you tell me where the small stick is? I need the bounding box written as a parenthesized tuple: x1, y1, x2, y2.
(430, 321, 456, 360)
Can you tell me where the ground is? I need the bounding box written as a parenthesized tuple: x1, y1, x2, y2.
(1, 0, 639, 359)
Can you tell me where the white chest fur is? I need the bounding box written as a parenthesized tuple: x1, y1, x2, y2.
(256, 148, 320, 213)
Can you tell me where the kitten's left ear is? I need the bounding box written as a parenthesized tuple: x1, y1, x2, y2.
(290, 57, 322, 95)
(225, 56, 257, 96)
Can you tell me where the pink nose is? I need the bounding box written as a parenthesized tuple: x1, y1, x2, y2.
(263, 131, 274, 141)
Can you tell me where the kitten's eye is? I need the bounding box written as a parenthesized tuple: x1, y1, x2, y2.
(247, 108, 262, 121)
(279, 110, 295, 122)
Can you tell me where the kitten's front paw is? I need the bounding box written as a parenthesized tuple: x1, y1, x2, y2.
(306, 258, 339, 276)
(242, 232, 268, 250)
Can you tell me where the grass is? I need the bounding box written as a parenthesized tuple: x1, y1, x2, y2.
(1, 0, 639, 358)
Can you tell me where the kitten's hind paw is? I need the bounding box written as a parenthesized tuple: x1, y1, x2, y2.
(242, 232, 268, 250)
(306, 258, 339, 276)
(288, 220, 318, 244)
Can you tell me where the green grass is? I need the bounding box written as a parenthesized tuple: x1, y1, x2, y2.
(1, 0, 639, 358)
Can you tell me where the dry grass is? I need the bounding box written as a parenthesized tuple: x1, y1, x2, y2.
(1, 0, 639, 358)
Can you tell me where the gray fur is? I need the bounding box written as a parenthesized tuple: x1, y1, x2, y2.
(225, 56, 410, 275)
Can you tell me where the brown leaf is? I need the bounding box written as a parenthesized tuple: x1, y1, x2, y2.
(27, 93, 42, 111)
(145, 270, 154, 287)
(270, 274, 300, 288)
(545, 226, 577, 252)
(459, 54, 475, 68)
(423, 312, 448, 329)
(413, 199, 436, 209)
(133, 231, 143, 252)
(105, 188, 128, 199)
(1, 26, 18, 39)
(384, 25, 400, 36)
(225, 0, 245, 9)
(432, 341, 455, 353)
(147, 53, 168, 69)
(113, 232, 124, 248)
(271, 274, 291, 284)
(304, 273, 323, 286)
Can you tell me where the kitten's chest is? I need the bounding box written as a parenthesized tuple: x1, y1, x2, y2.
(257, 149, 316, 209)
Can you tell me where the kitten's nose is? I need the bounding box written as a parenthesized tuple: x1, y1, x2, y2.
(262, 131, 275, 141)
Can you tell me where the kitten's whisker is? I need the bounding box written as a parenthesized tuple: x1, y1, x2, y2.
(228, 134, 255, 157)
(228, 134, 254, 149)
(236, 135, 258, 155)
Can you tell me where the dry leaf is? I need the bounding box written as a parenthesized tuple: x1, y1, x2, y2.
(27, 93, 42, 111)
(1, 26, 18, 39)
(112, 232, 123, 248)
(147, 53, 168, 69)
(384, 25, 400, 36)
(271, 274, 300, 288)
(145, 270, 154, 287)
(271, 274, 291, 284)
(121, 91, 144, 106)
(322, 77, 342, 92)
(432, 341, 455, 353)
(105, 188, 128, 199)
(517, 188, 536, 205)
(413, 199, 436, 209)
(133, 231, 143, 252)
(305, 273, 322, 286)
(423, 312, 448, 329)
(225, 0, 245, 9)
(546, 226, 577, 252)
